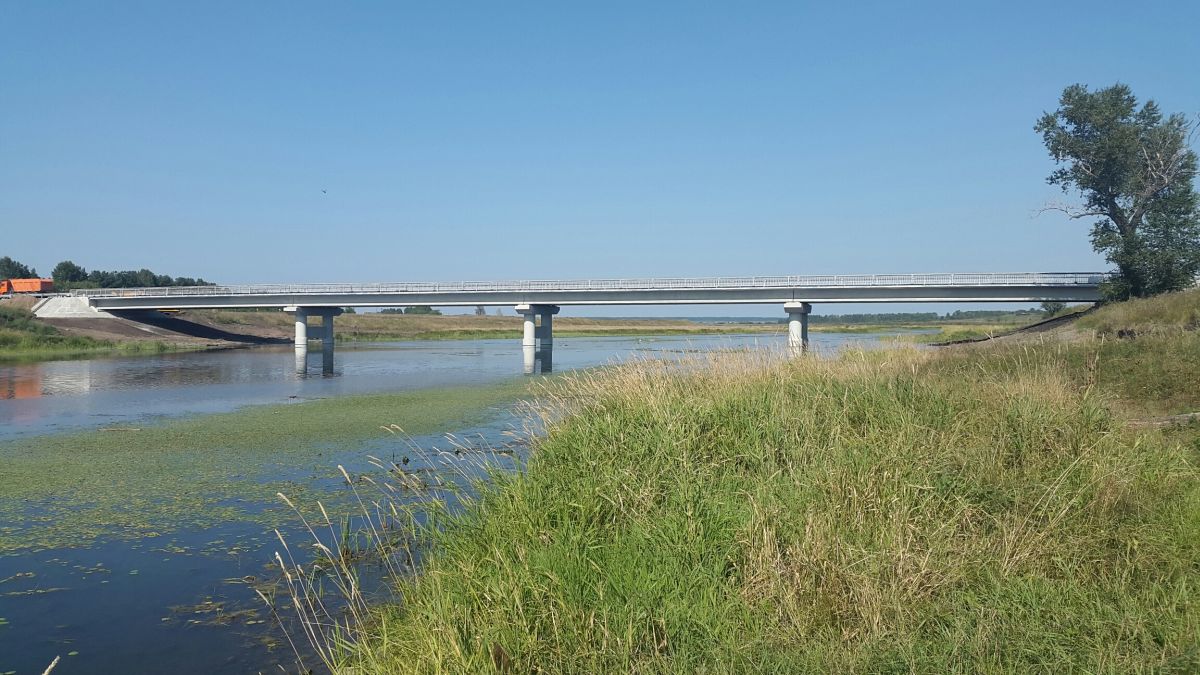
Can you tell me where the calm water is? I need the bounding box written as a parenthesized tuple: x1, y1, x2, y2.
(0, 332, 898, 674)
(0, 333, 835, 440)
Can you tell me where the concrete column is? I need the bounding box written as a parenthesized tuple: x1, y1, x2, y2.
(321, 314, 335, 375)
(294, 345, 308, 376)
(784, 302, 812, 354)
(321, 314, 335, 348)
(288, 306, 341, 374)
(292, 307, 309, 347)
(515, 304, 559, 374)
(536, 306, 559, 373)
(516, 304, 537, 375)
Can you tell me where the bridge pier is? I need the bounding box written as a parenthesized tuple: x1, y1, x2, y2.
(293, 307, 308, 347)
(285, 306, 343, 375)
(784, 301, 811, 354)
(516, 304, 559, 374)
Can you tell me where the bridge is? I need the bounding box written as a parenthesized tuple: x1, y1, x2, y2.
(45, 272, 1106, 374)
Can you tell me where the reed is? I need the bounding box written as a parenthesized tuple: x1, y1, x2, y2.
(271, 320, 1200, 672)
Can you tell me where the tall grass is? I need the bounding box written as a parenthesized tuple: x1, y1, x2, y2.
(0, 304, 179, 360)
(275, 338, 1200, 673)
(1079, 288, 1200, 335)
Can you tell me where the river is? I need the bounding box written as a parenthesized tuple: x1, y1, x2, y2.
(0, 331, 902, 674)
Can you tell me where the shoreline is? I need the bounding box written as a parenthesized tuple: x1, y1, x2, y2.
(1, 322, 943, 363)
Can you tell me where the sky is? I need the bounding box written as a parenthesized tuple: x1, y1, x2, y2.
(2, 1, 1198, 315)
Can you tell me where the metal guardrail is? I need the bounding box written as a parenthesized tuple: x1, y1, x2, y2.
(71, 273, 1107, 299)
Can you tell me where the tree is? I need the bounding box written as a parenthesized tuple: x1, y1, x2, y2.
(0, 256, 37, 279)
(1036, 83, 1200, 299)
(475, 305, 486, 316)
(1040, 301, 1066, 317)
(403, 306, 442, 315)
(52, 260, 88, 287)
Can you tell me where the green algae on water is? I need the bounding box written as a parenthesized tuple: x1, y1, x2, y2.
(0, 379, 534, 554)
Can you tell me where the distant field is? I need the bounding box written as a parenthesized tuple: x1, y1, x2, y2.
(196, 308, 1061, 341)
(194, 309, 785, 341)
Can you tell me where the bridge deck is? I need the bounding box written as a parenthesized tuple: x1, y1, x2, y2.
(71, 273, 1106, 310)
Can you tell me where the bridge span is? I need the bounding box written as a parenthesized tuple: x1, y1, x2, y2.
(54, 272, 1105, 374)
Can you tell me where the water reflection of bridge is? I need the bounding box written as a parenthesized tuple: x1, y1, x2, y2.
(59, 273, 1106, 375)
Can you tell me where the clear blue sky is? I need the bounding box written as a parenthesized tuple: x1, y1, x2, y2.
(2, 1, 1197, 315)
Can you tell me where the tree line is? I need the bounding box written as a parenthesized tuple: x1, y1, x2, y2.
(50, 260, 214, 289)
(379, 306, 443, 315)
(0, 256, 214, 289)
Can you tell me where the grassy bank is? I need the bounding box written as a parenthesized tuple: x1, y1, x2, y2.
(198, 309, 785, 342)
(0, 304, 180, 361)
(899, 321, 1018, 343)
(0, 379, 533, 554)
(321, 292, 1200, 672)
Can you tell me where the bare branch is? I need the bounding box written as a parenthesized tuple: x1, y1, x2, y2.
(1035, 201, 1111, 220)
(1129, 129, 1193, 226)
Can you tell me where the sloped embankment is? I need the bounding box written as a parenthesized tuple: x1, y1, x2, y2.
(322, 291, 1200, 673)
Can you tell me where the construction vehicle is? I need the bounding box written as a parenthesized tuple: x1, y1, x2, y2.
(0, 278, 56, 295)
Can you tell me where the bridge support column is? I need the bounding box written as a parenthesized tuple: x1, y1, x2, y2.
(292, 307, 309, 347)
(519, 306, 537, 374)
(321, 314, 335, 375)
(784, 302, 811, 355)
(285, 306, 343, 375)
(536, 305, 558, 373)
(292, 346, 307, 375)
(515, 304, 559, 374)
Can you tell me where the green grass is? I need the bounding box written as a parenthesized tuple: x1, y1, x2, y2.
(1078, 288, 1200, 335)
(0, 304, 181, 361)
(932, 330, 1200, 418)
(319, 297, 1200, 673)
(899, 322, 1024, 344)
(0, 379, 533, 554)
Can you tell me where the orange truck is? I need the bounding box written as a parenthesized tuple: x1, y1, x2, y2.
(0, 278, 55, 294)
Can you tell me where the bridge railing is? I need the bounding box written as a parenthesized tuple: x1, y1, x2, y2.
(70, 272, 1108, 298)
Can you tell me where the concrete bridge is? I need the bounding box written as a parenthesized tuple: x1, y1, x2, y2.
(43, 272, 1106, 374)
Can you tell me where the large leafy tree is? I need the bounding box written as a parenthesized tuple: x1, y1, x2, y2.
(1036, 83, 1200, 299)
(52, 260, 89, 287)
(0, 256, 37, 279)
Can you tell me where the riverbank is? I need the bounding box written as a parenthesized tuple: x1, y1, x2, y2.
(2, 300, 1056, 363)
(324, 290, 1200, 672)
(0, 302, 195, 362)
(0, 299, 261, 362)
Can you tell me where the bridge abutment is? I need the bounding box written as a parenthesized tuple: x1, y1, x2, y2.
(784, 301, 811, 354)
(516, 304, 559, 374)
